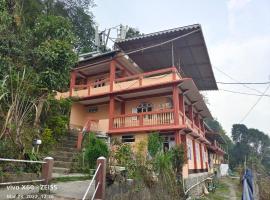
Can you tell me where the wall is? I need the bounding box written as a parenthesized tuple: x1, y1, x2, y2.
(111, 133, 148, 154)
(124, 96, 171, 114)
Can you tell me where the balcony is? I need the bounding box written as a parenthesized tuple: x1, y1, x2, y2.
(184, 117, 205, 137)
(62, 67, 181, 99)
(112, 109, 176, 132)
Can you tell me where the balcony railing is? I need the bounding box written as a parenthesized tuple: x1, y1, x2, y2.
(113, 109, 175, 129)
(65, 67, 181, 98)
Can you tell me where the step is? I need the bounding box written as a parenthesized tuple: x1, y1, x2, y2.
(53, 167, 70, 174)
(53, 155, 74, 162)
(57, 147, 77, 152)
(54, 161, 73, 168)
(51, 151, 77, 158)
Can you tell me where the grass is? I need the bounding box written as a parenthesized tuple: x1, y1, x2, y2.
(52, 175, 92, 183)
(199, 177, 241, 200)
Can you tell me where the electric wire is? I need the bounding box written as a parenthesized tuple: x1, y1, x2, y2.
(217, 81, 270, 85)
(214, 66, 265, 95)
(219, 89, 270, 98)
(239, 83, 270, 123)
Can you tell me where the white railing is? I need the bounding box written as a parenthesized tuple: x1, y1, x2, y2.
(82, 163, 101, 200)
(82, 157, 106, 200)
(0, 157, 53, 185)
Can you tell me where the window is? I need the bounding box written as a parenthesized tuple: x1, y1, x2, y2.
(94, 77, 106, 88)
(187, 139, 193, 160)
(196, 143, 200, 163)
(137, 102, 152, 113)
(122, 135, 135, 143)
(88, 107, 98, 113)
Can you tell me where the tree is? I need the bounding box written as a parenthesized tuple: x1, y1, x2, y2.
(125, 27, 143, 39)
(230, 124, 270, 170)
(20, 0, 96, 53)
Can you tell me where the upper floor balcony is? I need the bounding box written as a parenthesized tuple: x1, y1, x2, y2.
(56, 67, 181, 99)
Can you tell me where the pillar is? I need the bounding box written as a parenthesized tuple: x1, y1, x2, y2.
(179, 93, 185, 124)
(172, 84, 180, 125)
(109, 60, 116, 92)
(42, 157, 54, 185)
(192, 139, 197, 170)
(109, 95, 115, 130)
(95, 157, 106, 200)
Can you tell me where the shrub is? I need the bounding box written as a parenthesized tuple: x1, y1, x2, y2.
(85, 133, 109, 169)
(23, 152, 42, 173)
(169, 145, 186, 182)
(147, 133, 163, 158)
(41, 128, 56, 153)
(114, 143, 133, 166)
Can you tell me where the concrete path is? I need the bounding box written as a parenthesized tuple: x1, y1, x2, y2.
(223, 177, 240, 200)
(0, 180, 94, 200)
(53, 180, 95, 199)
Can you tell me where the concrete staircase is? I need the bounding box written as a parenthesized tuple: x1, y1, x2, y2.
(52, 133, 78, 174)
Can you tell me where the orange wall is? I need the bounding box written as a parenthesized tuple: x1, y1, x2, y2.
(124, 96, 171, 114)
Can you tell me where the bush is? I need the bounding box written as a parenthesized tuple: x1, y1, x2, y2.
(148, 133, 163, 158)
(23, 152, 42, 173)
(85, 133, 109, 169)
(41, 128, 56, 153)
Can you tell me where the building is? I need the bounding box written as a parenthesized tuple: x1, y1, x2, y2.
(205, 126, 226, 174)
(56, 24, 225, 178)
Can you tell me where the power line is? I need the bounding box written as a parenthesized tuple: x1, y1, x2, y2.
(221, 89, 270, 97)
(214, 66, 265, 95)
(239, 83, 270, 123)
(219, 89, 270, 98)
(217, 81, 270, 85)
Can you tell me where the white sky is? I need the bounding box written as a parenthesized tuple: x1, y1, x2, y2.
(92, 0, 270, 136)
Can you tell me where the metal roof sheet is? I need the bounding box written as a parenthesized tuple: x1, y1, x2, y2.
(115, 24, 218, 91)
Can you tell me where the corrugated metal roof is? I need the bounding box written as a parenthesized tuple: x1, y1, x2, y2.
(117, 24, 201, 43)
(115, 24, 218, 91)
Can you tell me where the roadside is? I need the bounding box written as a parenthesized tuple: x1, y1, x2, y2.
(200, 177, 241, 200)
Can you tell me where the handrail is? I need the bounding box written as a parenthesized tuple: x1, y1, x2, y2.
(82, 163, 101, 200)
(115, 67, 176, 82)
(0, 158, 51, 186)
(0, 158, 46, 164)
(113, 109, 174, 118)
(91, 182, 100, 200)
(0, 179, 45, 186)
(184, 174, 214, 195)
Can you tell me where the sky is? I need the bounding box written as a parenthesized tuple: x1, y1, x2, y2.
(92, 0, 270, 136)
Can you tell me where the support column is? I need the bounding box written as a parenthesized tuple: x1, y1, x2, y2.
(109, 95, 115, 130)
(95, 157, 106, 200)
(109, 60, 116, 92)
(192, 139, 197, 170)
(69, 71, 76, 96)
(180, 134, 188, 161)
(42, 157, 54, 185)
(179, 93, 185, 124)
(188, 105, 194, 127)
(175, 131, 181, 145)
(172, 84, 180, 125)
(199, 143, 204, 170)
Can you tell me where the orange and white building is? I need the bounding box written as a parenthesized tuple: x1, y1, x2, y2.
(57, 24, 226, 178)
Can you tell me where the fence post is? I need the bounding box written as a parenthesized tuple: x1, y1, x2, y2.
(77, 131, 83, 150)
(95, 157, 106, 200)
(42, 157, 54, 185)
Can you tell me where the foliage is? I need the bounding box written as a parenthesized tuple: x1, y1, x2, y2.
(147, 133, 163, 158)
(85, 133, 109, 169)
(229, 124, 270, 171)
(20, 0, 96, 53)
(41, 128, 56, 152)
(169, 145, 186, 180)
(23, 152, 42, 173)
(0, 140, 17, 158)
(125, 27, 143, 39)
